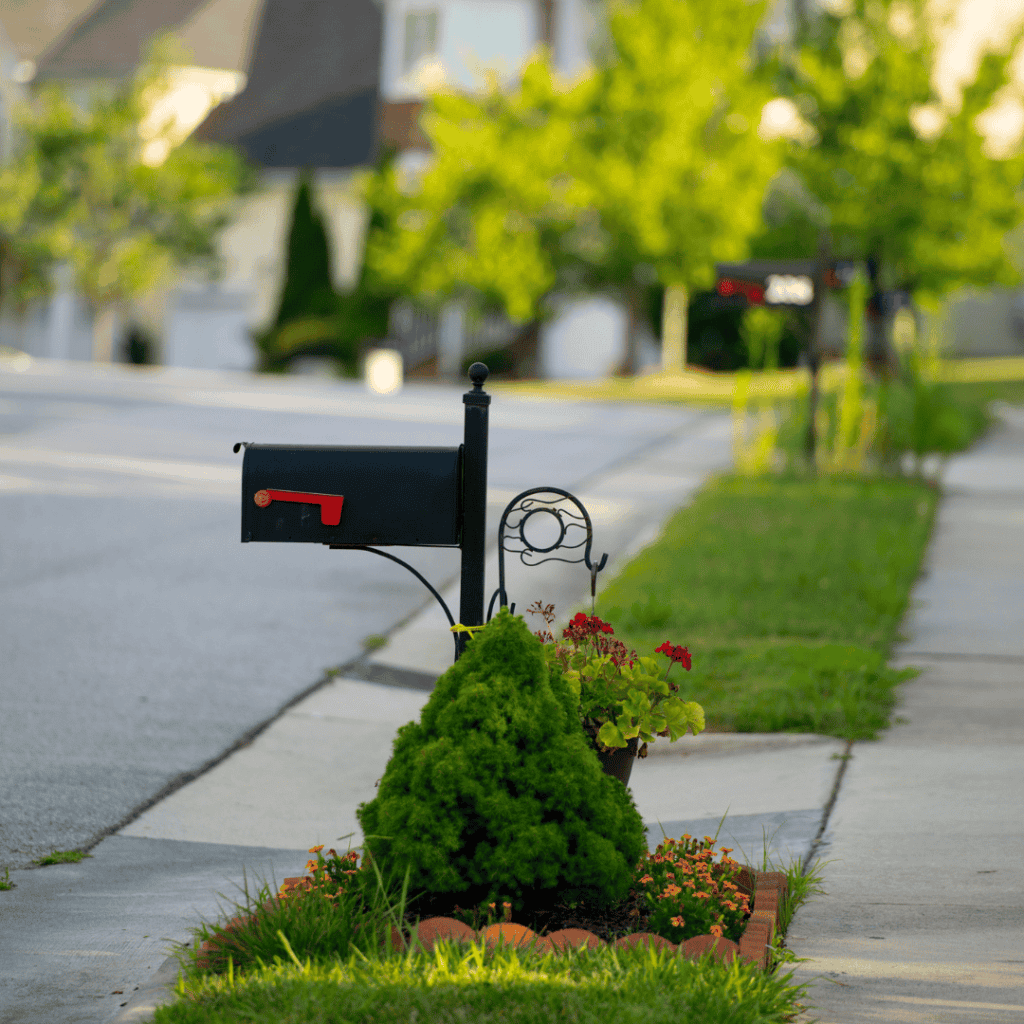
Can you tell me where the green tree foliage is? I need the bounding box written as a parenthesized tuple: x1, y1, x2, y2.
(357, 610, 647, 912)
(768, 0, 1024, 297)
(0, 38, 252, 317)
(363, 0, 781, 370)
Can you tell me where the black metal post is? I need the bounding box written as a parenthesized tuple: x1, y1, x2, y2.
(805, 232, 830, 467)
(458, 362, 490, 658)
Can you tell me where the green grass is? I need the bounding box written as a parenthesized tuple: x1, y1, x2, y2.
(942, 378, 1024, 414)
(158, 940, 807, 1024)
(34, 849, 90, 865)
(180, 857, 415, 977)
(599, 475, 938, 739)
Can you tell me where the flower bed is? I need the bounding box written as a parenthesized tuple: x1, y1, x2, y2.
(196, 861, 787, 973)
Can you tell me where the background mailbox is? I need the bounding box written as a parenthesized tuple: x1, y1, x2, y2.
(240, 444, 463, 547)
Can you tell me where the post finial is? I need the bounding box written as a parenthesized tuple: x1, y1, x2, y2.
(468, 362, 489, 389)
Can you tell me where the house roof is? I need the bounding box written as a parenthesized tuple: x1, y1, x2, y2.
(33, 0, 213, 79)
(0, 0, 99, 61)
(192, 0, 382, 168)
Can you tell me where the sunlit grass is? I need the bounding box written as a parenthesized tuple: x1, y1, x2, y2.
(491, 356, 1024, 407)
(490, 365, 809, 406)
(158, 938, 807, 1024)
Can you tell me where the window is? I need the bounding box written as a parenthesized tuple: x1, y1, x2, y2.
(403, 10, 439, 73)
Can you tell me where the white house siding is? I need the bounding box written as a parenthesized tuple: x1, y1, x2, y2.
(163, 288, 254, 370)
(380, 0, 538, 101)
(554, 0, 599, 79)
(539, 296, 626, 379)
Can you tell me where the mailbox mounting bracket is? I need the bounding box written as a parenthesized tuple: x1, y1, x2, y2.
(329, 543, 459, 659)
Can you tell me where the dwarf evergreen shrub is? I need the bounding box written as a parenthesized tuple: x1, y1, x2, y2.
(357, 610, 646, 912)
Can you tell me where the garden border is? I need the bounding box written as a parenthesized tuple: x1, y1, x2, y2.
(196, 868, 789, 972)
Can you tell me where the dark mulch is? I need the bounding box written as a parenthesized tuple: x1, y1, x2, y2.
(407, 886, 651, 944)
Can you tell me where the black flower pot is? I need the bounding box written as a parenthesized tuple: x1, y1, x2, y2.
(594, 736, 639, 786)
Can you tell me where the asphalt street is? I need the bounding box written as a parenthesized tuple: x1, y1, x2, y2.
(0, 358, 718, 871)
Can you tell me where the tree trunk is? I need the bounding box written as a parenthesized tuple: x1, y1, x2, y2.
(619, 287, 643, 376)
(865, 255, 891, 374)
(661, 284, 688, 374)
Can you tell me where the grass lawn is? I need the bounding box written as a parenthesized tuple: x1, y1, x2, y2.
(160, 941, 807, 1024)
(597, 474, 938, 740)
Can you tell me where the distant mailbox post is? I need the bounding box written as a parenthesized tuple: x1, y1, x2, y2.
(235, 363, 607, 662)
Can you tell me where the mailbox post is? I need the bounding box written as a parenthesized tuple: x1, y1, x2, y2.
(458, 363, 490, 655)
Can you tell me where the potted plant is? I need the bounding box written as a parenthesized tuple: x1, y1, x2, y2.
(528, 604, 705, 785)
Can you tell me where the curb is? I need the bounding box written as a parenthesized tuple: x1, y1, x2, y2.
(108, 954, 182, 1023)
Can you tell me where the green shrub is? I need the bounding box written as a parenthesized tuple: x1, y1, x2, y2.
(357, 610, 646, 913)
(875, 373, 985, 470)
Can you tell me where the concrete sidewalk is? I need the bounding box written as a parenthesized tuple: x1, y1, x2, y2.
(789, 408, 1024, 1023)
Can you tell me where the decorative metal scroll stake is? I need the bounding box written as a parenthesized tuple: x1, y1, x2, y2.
(486, 487, 608, 621)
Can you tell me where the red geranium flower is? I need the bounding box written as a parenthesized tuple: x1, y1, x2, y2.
(655, 642, 692, 670)
(562, 612, 615, 643)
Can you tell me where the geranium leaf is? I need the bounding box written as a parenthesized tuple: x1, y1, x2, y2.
(597, 721, 626, 748)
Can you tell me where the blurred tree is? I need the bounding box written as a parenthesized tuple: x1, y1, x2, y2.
(764, 0, 1024, 358)
(0, 37, 252, 359)
(577, 0, 782, 371)
(364, 0, 781, 374)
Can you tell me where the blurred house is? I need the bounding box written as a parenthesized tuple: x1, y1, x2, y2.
(0, 18, 26, 161)
(0, 0, 265, 365)
(0, 0, 650, 375)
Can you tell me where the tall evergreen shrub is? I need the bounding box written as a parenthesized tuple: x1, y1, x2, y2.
(357, 610, 646, 912)
(274, 168, 336, 326)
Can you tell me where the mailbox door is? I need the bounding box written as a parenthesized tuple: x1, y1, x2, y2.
(241, 445, 462, 546)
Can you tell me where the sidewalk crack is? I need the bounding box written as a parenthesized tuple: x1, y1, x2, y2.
(802, 739, 854, 874)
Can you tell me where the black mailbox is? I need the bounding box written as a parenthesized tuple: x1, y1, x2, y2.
(240, 444, 463, 547)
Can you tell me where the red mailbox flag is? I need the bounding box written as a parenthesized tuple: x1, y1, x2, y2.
(254, 489, 344, 526)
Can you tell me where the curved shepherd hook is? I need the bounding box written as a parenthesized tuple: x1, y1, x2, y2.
(486, 487, 609, 622)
